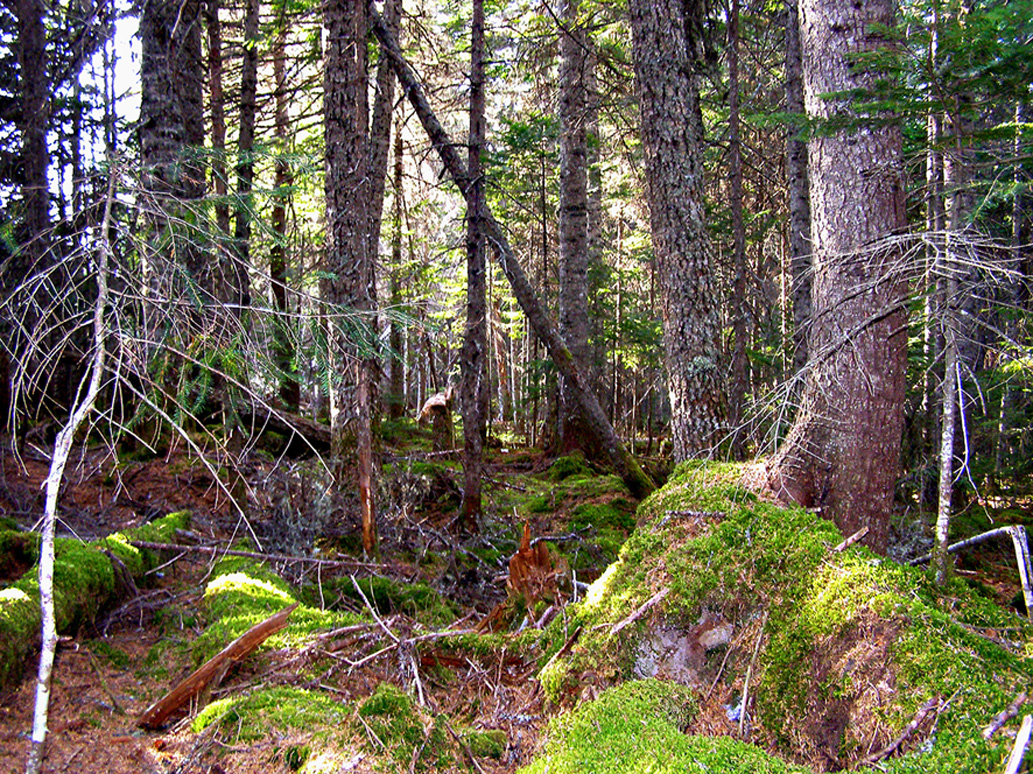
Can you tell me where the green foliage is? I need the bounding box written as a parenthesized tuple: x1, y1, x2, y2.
(355, 682, 453, 771)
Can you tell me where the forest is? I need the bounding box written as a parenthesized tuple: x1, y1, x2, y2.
(1, 0, 1033, 772)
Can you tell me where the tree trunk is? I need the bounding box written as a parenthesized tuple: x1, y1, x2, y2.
(205, 0, 231, 237)
(271, 9, 299, 410)
(727, 0, 749, 457)
(785, 0, 811, 375)
(233, 0, 258, 311)
(324, 0, 377, 554)
(461, 0, 488, 532)
(368, 6, 655, 500)
(557, 0, 595, 455)
(628, 0, 726, 460)
(387, 116, 407, 420)
(766, 0, 908, 554)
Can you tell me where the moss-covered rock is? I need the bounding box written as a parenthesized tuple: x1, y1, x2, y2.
(309, 575, 459, 629)
(0, 511, 190, 691)
(533, 462, 1033, 773)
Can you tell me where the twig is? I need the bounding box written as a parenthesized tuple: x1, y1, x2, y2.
(984, 692, 1027, 739)
(441, 716, 488, 774)
(862, 695, 939, 765)
(834, 526, 869, 552)
(351, 575, 400, 643)
(611, 588, 669, 636)
(1002, 715, 1032, 774)
(739, 611, 769, 738)
(129, 540, 409, 574)
(540, 625, 583, 675)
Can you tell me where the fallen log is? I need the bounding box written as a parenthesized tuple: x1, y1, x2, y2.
(137, 602, 299, 730)
(237, 403, 331, 454)
(0, 511, 191, 693)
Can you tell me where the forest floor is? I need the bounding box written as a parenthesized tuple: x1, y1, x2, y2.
(0, 424, 1029, 774)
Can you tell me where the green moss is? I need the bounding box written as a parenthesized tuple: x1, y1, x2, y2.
(355, 682, 453, 771)
(547, 453, 592, 482)
(313, 575, 458, 628)
(462, 727, 507, 759)
(0, 511, 190, 691)
(89, 640, 131, 670)
(192, 686, 347, 741)
(193, 557, 359, 663)
(520, 679, 806, 774)
(537, 462, 1032, 772)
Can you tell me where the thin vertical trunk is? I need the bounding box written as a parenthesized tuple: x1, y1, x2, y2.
(233, 0, 259, 310)
(368, 0, 400, 262)
(206, 0, 231, 237)
(557, 0, 595, 454)
(461, 0, 487, 532)
(785, 0, 811, 375)
(387, 116, 406, 419)
(727, 0, 748, 457)
(271, 8, 298, 409)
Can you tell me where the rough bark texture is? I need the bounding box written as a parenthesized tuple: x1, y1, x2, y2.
(460, 0, 487, 532)
(785, 0, 812, 375)
(767, 0, 908, 554)
(15, 0, 50, 264)
(324, 0, 377, 553)
(557, 0, 595, 455)
(387, 118, 406, 420)
(368, 5, 655, 500)
(628, 0, 726, 460)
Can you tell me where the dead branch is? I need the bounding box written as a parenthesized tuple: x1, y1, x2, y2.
(1003, 715, 1032, 774)
(862, 695, 940, 765)
(137, 602, 299, 730)
(129, 540, 410, 576)
(611, 588, 669, 636)
(834, 526, 869, 552)
(984, 692, 1028, 739)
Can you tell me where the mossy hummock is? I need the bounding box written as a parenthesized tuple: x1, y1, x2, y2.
(0, 511, 191, 692)
(531, 462, 1033, 773)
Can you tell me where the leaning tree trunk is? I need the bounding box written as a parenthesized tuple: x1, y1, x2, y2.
(628, 0, 726, 460)
(368, 5, 655, 500)
(766, 0, 908, 554)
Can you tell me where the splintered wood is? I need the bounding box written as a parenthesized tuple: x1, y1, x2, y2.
(136, 602, 299, 730)
(507, 522, 557, 604)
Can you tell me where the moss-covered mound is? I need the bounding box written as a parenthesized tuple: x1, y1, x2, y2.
(520, 679, 809, 774)
(0, 511, 191, 691)
(532, 462, 1033, 773)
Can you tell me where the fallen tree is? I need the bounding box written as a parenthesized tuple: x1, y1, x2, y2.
(367, 4, 655, 501)
(0, 511, 190, 693)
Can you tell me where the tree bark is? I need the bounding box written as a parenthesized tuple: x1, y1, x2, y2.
(324, 0, 377, 554)
(271, 5, 299, 410)
(557, 0, 595, 455)
(727, 0, 749, 457)
(766, 0, 908, 554)
(368, 5, 655, 500)
(785, 0, 812, 376)
(460, 0, 487, 532)
(628, 0, 726, 460)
